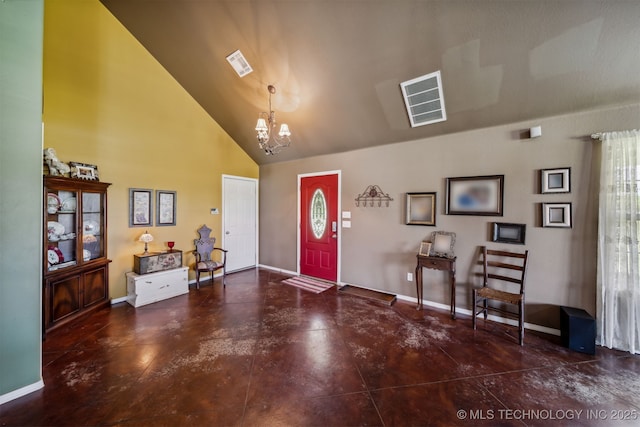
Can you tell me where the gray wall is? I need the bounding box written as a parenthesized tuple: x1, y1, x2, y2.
(259, 103, 639, 329)
(0, 0, 44, 400)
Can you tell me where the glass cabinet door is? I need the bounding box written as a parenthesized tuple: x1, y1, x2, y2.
(82, 191, 104, 261)
(46, 189, 78, 271)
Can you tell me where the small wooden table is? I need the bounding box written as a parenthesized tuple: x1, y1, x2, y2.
(415, 254, 457, 319)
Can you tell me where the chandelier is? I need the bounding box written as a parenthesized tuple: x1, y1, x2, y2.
(255, 85, 291, 155)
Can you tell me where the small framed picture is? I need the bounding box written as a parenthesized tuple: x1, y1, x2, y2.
(542, 203, 572, 228)
(406, 192, 436, 226)
(129, 188, 153, 227)
(446, 175, 504, 216)
(541, 167, 571, 193)
(492, 222, 526, 244)
(156, 190, 177, 226)
(419, 241, 432, 256)
(430, 231, 456, 258)
(69, 162, 99, 181)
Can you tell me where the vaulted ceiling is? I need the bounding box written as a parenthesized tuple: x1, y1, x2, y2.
(100, 0, 640, 165)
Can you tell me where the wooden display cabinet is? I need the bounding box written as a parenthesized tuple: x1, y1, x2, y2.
(43, 176, 111, 333)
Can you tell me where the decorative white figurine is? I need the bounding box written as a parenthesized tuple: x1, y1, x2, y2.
(43, 147, 70, 176)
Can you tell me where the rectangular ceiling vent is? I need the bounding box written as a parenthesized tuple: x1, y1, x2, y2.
(226, 49, 253, 77)
(400, 70, 446, 127)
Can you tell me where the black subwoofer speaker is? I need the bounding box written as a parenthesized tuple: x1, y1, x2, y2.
(560, 306, 596, 355)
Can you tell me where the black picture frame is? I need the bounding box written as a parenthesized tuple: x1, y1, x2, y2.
(129, 188, 153, 227)
(446, 175, 504, 216)
(156, 190, 177, 226)
(492, 222, 526, 244)
(406, 192, 436, 226)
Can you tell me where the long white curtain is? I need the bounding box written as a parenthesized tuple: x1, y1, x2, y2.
(597, 129, 640, 354)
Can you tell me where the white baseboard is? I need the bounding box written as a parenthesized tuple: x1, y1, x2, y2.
(258, 264, 298, 277)
(395, 293, 560, 336)
(0, 379, 44, 405)
(111, 296, 128, 305)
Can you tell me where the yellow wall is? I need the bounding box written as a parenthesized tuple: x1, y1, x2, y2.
(43, 0, 258, 298)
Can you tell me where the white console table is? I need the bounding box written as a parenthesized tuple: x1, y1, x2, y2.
(126, 267, 189, 307)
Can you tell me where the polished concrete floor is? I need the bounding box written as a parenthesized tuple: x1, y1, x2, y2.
(2, 268, 640, 426)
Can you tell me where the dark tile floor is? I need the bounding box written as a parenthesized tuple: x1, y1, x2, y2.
(2, 268, 640, 426)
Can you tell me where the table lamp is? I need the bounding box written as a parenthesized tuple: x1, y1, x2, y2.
(139, 231, 153, 254)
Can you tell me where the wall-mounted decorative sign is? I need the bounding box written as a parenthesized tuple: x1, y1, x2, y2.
(446, 175, 504, 216)
(156, 190, 177, 226)
(355, 184, 393, 207)
(492, 222, 526, 244)
(406, 192, 436, 226)
(541, 167, 570, 193)
(129, 188, 153, 227)
(542, 203, 572, 228)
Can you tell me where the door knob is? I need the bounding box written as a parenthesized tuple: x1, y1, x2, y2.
(332, 234, 337, 239)
(226, 231, 230, 234)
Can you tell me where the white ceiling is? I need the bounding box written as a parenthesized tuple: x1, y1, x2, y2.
(99, 0, 640, 165)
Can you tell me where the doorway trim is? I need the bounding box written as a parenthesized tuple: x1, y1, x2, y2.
(297, 170, 342, 283)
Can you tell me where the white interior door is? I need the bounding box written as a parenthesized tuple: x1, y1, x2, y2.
(222, 175, 258, 272)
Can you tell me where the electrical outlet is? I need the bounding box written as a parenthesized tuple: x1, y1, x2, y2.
(407, 272, 413, 281)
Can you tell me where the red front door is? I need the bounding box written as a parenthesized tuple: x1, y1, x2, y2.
(300, 174, 338, 282)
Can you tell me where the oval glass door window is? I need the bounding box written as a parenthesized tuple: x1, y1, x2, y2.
(310, 188, 327, 239)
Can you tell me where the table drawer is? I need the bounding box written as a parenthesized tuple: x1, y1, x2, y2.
(421, 257, 451, 270)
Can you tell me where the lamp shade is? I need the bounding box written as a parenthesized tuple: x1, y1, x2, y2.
(139, 232, 153, 243)
(255, 118, 268, 132)
(279, 123, 291, 137)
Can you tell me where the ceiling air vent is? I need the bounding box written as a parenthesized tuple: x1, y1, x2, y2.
(226, 49, 253, 77)
(400, 70, 446, 127)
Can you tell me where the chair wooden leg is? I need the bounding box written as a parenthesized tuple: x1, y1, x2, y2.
(222, 266, 226, 288)
(472, 289, 477, 330)
(519, 300, 525, 346)
(196, 271, 200, 289)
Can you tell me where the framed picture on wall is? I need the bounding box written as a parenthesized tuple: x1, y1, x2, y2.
(156, 190, 177, 226)
(129, 188, 153, 227)
(542, 203, 572, 228)
(446, 175, 504, 216)
(541, 167, 571, 193)
(491, 222, 526, 244)
(406, 192, 436, 226)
